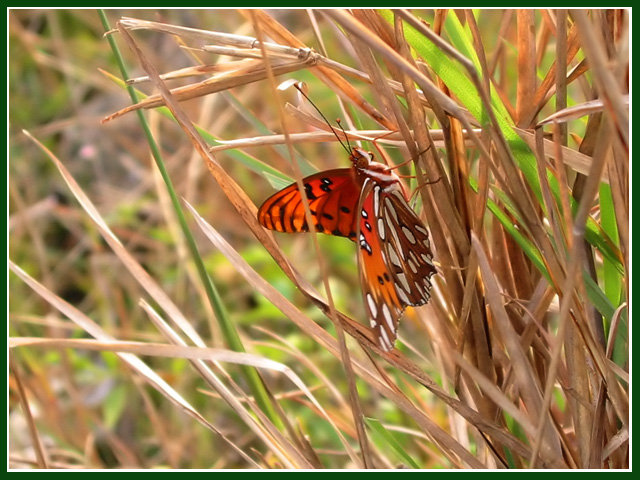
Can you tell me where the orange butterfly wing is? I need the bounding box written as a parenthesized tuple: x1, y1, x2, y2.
(357, 180, 436, 351)
(257, 169, 360, 241)
(257, 151, 437, 352)
(356, 179, 406, 351)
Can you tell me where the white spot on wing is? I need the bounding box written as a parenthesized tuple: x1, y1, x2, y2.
(359, 234, 372, 255)
(388, 221, 403, 258)
(367, 293, 377, 318)
(378, 326, 393, 351)
(381, 304, 394, 332)
(377, 218, 385, 240)
(396, 272, 410, 292)
(415, 224, 428, 236)
(402, 226, 417, 244)
(391, 191, 407, 204)
(373, 186, 381, 216)
(408, 259, 418, 273)
(396, 286, 410, 304)
(384, 197, 398, 224)
(388, 247, 401, 267)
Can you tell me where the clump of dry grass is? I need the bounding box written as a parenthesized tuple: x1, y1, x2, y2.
(9, 9, 628, 469)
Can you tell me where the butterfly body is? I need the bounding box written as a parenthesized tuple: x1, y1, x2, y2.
(258, 147, 436, 351)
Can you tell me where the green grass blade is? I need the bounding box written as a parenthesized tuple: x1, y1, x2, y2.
(365, 417, 421, 469)
(379, 10, 622, 275)
(599, 183, 623, 305)
(98, 9, 282, 430)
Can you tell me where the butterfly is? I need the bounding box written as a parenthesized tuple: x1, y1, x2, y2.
(258, 145, 436, 351)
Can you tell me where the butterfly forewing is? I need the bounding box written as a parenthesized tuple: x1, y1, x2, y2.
(257, 169, 359, 240)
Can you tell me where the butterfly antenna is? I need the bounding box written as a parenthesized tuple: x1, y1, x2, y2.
(335, 119, 352, 151)
(293, 83, 351, 155)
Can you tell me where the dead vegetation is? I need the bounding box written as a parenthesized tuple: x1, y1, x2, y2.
(9, 9, 628, 469)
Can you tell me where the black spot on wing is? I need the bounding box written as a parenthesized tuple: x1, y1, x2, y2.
(319, 179, 333, 193)
(304, 183, 318, 200)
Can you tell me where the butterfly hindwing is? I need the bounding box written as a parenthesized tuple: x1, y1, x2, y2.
(356, 179, 405, 351)
(378, 187, 437, 307)
(257, 168, 359, 241)
(357, 181, 436, 351)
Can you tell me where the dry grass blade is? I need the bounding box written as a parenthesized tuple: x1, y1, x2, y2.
(21, 130, 204, 347)
(537, 96, 629, 127)
(515, 10, 536, 127)
(9, 337, 301, 374)
(451, 351, 536, 438)
(9, 260, 225, 441)
(185, 199, 362, 356)
(185, 200, 490, 468)
(572, 11, 629, 148)
(243, 9, 396, 130)
(10, 332, 335, 466)
(15, 132, 291, 467)
(8, 353, 48, 468)
(137, 301, 312, 469)
(471, 236, 564, 467)
(209, 128, 480, 154)
(519, 14, 582, 126)
(102, 57, 317, 122)
(513, 126, 609, 182)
